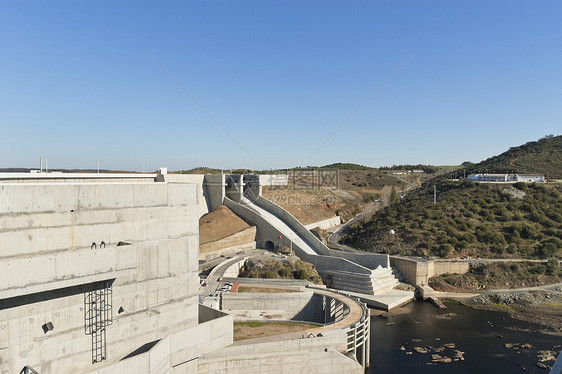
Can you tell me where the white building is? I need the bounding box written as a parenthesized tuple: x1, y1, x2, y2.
(466, 173, 545, 183)
(515, 174, 545, 182)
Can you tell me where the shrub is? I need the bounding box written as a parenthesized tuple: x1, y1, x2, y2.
(264, 271, 276, 279)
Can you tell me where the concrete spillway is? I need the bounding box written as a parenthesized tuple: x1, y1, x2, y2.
(225, 194, 405, 299)
(204, 173, 414, 309)
(237, 197, 319, 256)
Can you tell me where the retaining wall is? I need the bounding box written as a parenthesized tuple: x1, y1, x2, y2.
(222, 290, 349, 324)
(304, 216, 341, 230)
(199, 226, 257, 258)
(390, 256, 470, 286)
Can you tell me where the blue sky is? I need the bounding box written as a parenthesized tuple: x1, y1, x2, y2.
(1, 1, 561, 171)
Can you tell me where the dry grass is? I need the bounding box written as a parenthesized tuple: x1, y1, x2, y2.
(233, 321, 318, 341)
(199, 205, 252, 245)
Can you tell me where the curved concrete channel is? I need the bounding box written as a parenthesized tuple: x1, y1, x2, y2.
(224, 192, 414, 310)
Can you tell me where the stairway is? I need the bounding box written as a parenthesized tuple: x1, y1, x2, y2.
(371, 267, 404, 294)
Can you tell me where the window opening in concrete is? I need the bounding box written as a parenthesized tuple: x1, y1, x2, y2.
(120, 339, 161, 360)
(264, 241, 274, 250)
(84, 280, 113, 364)
(42, 321, 54, 333)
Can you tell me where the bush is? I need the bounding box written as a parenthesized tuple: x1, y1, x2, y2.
(278, 268, 291, 278)
(293, 269, 307, 279)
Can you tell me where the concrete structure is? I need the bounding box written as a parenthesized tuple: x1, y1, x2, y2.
(467, 173, 545, 183)
(207, 174, 396, 294)
(204, 286, 369, 372)
(0, 171, 236, 374)
(0, 170, 385, 373)
(304, 216, 342, 230)
(0, 173, 232, 374)
(390, 256, 470, 286)
(198, 226, 257, 261)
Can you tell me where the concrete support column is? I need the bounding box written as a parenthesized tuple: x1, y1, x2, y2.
(243, 174, 261, 202)
(225, 175, 245, 203)
(365, 316, 370, 368)
(204, 174, 226, 211)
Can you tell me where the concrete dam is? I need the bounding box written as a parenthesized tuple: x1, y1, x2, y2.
(0, 169, 377, 373)
(205, 174, 412, 309)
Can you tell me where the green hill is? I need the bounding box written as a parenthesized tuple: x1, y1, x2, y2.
(343, 179, 562, 259)
(465, 134, 562, 179)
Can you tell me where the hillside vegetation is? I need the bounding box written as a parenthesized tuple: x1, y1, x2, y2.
(263, 169, 407, 223)
(464, 134, 562, 179)
(238, 255, 322, 284)
(430, 261, 561, 291)
(343, 180, 562, 259)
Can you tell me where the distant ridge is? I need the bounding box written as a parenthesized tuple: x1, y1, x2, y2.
(319, 163, 374, 170)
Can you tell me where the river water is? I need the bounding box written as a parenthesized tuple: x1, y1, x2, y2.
(368, 301, 560, 373)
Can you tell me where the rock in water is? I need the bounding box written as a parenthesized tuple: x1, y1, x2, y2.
(432, 356, 453, 364)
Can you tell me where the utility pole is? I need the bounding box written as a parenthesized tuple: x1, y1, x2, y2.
(289, 232, 295, 257)
(433, 185, 437, 204)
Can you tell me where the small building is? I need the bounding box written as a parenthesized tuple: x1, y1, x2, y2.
(467, 173, 508, 182)
(515, 174, 545, 182)
(466, 173, 545, 183)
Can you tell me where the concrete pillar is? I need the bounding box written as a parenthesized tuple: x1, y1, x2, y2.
(204, 174, 226, 211)
(243, 174, 261, 202)
(365, 334, 370, 368)
(225, 175, 244, 203)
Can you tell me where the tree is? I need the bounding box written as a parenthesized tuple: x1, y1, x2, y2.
(391, 187, 398, 203)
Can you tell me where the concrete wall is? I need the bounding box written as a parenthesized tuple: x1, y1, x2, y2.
(0, 172, 157, 184)
(390, 256, 470, 286)
(199, 344, 363, 374)
(202, 175, 226, 214)
(0, 181, 203, 374)
(224, 197, 383, 294)
(254, 196, 388, 269)
(432, 260, 470, 277)
(223, 291, 322, 322)
(304, 216, 341, 230)
(258, 174, 289, 186)
(225, 175, 244, 203)
(243, 174, 261, 201)
(390, 256, 431, 286)
(85, 305, 233, 374)
(199, 226, 256, 259)
(163, 174, 210, 218)
(221, 278, 312, 287)
(220, 257, 248, 278)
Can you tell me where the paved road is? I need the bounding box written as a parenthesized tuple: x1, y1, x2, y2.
(327, 175, 418, 252)
(327, 198, 383, 253)
(198, 249, 263, 297)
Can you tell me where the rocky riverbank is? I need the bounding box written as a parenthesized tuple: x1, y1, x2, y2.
(458, 285, 562, 335)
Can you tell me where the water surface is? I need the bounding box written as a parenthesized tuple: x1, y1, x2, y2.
(368, 301, 560, 373)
